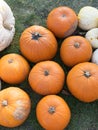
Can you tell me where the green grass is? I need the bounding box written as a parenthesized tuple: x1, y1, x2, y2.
(0, 0, 98, 130)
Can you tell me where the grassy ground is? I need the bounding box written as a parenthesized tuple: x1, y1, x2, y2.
(0, 0, 98, 130)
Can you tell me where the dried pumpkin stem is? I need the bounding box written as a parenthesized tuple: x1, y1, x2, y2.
(84, 71, 91, 78)
(8, 59, 14, 63)
(44, 70, 49, 76)
(2, 100, 8, 106)
(74, 42, 80, 48)
(31, 32, 42, 40)
(62, 14, 66, 17)
(48, 106, 55, 114)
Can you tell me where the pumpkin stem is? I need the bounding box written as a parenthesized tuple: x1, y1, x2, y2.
(62, 14, 66, 17)
(8, 59, 13, 63)
(48, 106, 55, 114)
(84, 71, 91, 78)
(2, 100, 8, 106)
(31, 32, 42, 40)
(44, 70, 49, 76)
(74, 42, 80, 48)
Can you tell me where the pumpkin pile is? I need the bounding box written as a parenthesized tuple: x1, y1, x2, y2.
(0, 1, 98, 129)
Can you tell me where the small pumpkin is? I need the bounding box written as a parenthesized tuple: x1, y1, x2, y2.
(19, 25, 58, 63)
(78, 6, 98, 30)
(60, 36, 92, 67)
(0, 0, 15, 51)
(28, 61, 65, 95)
(0, 53, 30, 84)
(67, 62, 98, 102)
(47, 6, 78, 38)
(85, 28, 98, 49)
(0, 87, 31, 128)
(36, 95, 71, 130)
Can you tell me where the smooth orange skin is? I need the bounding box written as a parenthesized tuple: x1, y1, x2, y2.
(0, 87, 31, 128)
(47, 6, 78, 38)
(20, 25, 58, 63)
(67, 62, 98, 102)
(28, 61, 65, 95)
(60, 36, 92, 67)
(0, 53, 30, 84)
(36, 95, 71, 130)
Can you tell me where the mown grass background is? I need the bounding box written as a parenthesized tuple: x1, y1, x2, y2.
(0, 0, 98, 130)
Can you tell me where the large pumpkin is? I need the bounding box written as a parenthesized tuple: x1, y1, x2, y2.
(0, 53, 30, 84)
(67, 62, 98, 102)
(0, 87, 31, 128)
(60, 36, 92, 67)
(47, 6, 78, 38)
(28, 61, 65, 95)
(36, 95, 71, 130)
(19, 25, 58, 63)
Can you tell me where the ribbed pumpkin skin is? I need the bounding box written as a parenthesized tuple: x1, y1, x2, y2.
(67, 62, 98, 102)
(36, 95, 71, 130)
(0, 53, 30, 84)
(47, 6, 78, 38)
(60, 36, 92, 67)
(28, 61, 65, 95)
(19, 25, 58, 63)
(0, 87, 31, 128)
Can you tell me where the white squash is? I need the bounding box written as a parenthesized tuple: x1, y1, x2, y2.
(0, 0, 15, 51)
(85, 28, 98, 48)
(91, 49, 98, 65)
(78, 6, 98, 30)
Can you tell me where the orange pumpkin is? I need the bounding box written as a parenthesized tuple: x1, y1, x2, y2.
(47, 6, 78, 38)
(0, 87, 31, 128)
(0, 53, 30, 84)
(19, 25, 58, 63)
(36, 95, 71, 130)
(28, 61, 65, 95)
(60, 36, 92, 67)
(67, 62, 98, 102)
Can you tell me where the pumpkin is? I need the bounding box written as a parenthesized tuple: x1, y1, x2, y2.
(0, 53, 30, 84)
(85, 28, 98, 49)
(46, 6, 78, 38)
(91, 49, 98, 65)
(28, 61, 65, 95)
(60, 36, 92, 67)
(0, 87, 31, 128)
(0, 0, 15, 51)
(19, 25, 58, 63)
(36, 95, 71, 130)
(67, 62, 98, 102)
(78, 6, 98, 30)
